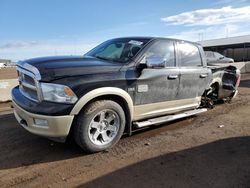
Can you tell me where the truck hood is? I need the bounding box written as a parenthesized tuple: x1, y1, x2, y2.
(18, 56, 123, 81)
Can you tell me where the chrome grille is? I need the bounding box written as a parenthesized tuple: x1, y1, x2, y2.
(17, 67, 40, 102)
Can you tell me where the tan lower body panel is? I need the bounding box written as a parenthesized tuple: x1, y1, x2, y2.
(133, 97, 201, 121)
(13, 101, 74, 138)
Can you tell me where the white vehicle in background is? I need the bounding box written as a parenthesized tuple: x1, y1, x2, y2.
(205, 51, 234, 64)
(0, 63, 7, 68)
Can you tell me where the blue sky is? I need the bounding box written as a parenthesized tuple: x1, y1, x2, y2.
(1, 0, 250, 61)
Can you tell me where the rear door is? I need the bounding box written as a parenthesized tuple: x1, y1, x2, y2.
(177, 41, 211, 100)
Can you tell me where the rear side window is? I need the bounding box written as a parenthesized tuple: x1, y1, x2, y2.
(178, 42, 202, 67)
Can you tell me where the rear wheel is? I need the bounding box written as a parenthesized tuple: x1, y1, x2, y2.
(201, 83, 219, 108)
(74, 100, 125, 153)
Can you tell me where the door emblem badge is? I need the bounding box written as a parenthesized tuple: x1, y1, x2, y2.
(137, 85, 148, 93)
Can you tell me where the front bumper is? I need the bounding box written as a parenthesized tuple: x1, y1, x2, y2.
(13, 101, 74, 138)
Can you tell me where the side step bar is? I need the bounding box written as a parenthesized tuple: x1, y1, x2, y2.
(134, 108, 207, 128)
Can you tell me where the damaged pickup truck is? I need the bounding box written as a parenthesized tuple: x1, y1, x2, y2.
(12, 37, 241, 152)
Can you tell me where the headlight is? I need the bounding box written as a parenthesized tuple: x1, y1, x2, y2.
(40, 83, 78, 104)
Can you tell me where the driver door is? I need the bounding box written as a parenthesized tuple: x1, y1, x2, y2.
(134, 40, 180, 120)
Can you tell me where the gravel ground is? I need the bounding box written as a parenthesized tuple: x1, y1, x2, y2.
(0, 74, 249, 188)
(0, 67, 17, 80)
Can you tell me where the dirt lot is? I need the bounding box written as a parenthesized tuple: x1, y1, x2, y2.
(0, 67, 17, 80)
(0, 102, 13, 113)
(0, 74, 249, 188)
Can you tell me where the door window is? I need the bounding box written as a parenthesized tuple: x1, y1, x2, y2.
(144, 40, 176, 67)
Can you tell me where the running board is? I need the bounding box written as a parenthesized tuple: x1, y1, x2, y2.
(134, 108, 207, 128)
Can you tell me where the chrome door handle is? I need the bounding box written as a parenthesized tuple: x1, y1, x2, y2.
(168, 75, 178, 79)
(200, 74, 208, 78)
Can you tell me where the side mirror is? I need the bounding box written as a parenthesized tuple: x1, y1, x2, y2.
(146, 56, 165, 68)
(219, 56, 224, 60)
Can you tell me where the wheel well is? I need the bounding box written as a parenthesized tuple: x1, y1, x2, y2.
(211, 82, 219, 96)
(70, 94, 132, 136)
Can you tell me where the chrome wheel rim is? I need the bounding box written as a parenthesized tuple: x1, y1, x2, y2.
(88, 109, 120, 146)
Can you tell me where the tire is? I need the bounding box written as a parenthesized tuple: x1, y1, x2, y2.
(74, 100, 126, 153)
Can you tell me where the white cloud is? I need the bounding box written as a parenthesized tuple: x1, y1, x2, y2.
(0, 21, 149, 61)
(161, 6, 250, 26)
(0, 41, 97, 61)
(162, 6, 250, 42)
(213, 0, 249, 5)
(167, 24, 249, 41)
(0, 41, 39, 49)
(167, 23, 250, 42)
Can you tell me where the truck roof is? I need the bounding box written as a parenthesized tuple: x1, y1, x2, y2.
(113, 36, 201, 46)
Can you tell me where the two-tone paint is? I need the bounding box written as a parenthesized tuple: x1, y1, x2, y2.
(11, 37, 239, 140)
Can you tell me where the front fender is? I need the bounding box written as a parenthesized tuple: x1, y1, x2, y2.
(70, 87, 134, 119)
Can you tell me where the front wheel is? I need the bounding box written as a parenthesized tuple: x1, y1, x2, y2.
(74, 100, 126, 153)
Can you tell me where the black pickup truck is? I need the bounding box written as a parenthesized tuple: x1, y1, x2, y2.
(12, 37, 240, 152)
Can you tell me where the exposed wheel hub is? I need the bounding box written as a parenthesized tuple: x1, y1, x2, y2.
(97, 120, 108, 132)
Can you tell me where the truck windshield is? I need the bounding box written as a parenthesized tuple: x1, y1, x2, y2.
(85, 38, 150, 63)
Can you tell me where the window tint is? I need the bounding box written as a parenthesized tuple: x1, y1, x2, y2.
(144, 40, 175, 67)
(178, 42, 202, 66)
